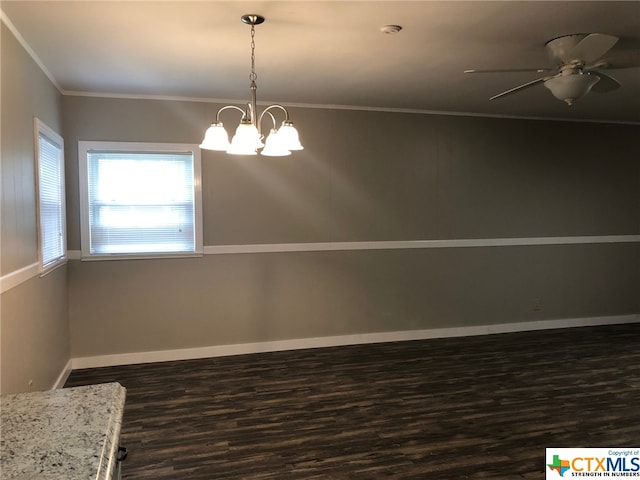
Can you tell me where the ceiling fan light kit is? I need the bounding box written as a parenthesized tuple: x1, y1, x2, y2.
(200, 15, 303, 156)
(465, 33, 625, 106)
(543, 72, 600, 105)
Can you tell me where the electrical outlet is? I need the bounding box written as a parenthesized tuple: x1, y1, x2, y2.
(28, 379, 33, 392)
(532, 298, 542, 311)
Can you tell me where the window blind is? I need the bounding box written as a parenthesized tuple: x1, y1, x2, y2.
(37, 131, 66, 269)
(86, 151, 196, 255)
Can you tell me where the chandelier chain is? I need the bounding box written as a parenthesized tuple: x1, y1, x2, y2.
(249, 25, 257, 82)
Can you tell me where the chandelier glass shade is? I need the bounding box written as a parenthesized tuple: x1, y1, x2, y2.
(200, 15, 303, 156)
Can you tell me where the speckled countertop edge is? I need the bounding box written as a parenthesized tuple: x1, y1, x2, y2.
(1, 382, 126, 480)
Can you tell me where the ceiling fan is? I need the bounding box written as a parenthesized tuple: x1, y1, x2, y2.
(465, 33, 625, 105)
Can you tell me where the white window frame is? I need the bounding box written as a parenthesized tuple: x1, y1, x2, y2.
(78, 141, 203, 261)
(34, 118, 67, 274)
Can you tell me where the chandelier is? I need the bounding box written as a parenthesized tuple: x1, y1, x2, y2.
(200, 14, 304, 156)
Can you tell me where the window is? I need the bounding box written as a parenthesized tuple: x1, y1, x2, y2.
(35, 119, 67, 273)
(78, 142, 203, 259)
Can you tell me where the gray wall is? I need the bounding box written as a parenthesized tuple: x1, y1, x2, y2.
(1, 24, 69, 394)
(62, 95, 639, 358)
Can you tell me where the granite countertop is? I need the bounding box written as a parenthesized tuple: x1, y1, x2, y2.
(0, 382, 126, 480)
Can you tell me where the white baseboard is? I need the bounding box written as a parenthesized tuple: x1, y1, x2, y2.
(70, 314, 639, 370)
(51, 359, 72, 389)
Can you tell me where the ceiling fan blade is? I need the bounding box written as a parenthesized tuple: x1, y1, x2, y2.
(585, 59, 640, 70)
(569, 33, 618, 63)
(489, 76, 550, 100)
(589, 71, 622, 93)
(465, 68, 551, 74)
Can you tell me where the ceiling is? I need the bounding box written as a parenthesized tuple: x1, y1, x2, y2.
(2, 1, 640, 123)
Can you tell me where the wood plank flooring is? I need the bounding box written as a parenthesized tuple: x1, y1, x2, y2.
(65, 323, 640, 479)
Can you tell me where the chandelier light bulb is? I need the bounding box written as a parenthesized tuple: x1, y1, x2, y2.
(277, 122, 304, 151)
(261, 129, 291, 156)
(199, 123, 230, 151)
(227, 122, 263, 155)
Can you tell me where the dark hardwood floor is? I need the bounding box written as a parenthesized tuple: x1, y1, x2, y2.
(65, 323, 640, 479)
